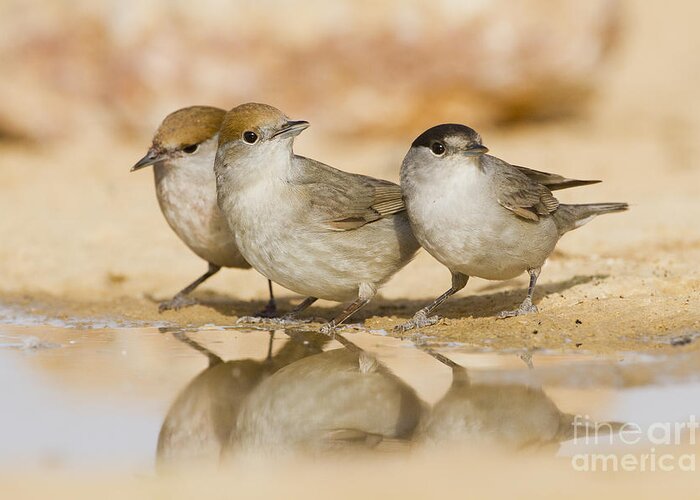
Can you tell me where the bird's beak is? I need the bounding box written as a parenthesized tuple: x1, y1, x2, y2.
(271, 120, 310, 139)
(462, 144, 489, 157)
(131, 148, 166, 172)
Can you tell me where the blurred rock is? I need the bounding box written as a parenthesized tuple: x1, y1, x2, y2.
(0, 0, 619, 142)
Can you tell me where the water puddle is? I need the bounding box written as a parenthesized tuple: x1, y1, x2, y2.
(0, 312, 698, 478)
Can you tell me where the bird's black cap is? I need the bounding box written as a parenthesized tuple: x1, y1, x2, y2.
(411, 124, 482, 148)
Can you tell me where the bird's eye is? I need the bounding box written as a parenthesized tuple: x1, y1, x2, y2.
(431, 142, 446, 156)
(243, 131, 258, 144)
(182, 144, 199, 154)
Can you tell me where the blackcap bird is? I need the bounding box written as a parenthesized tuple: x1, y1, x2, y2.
(398, 124, 628, 331)
(419, 348, 623, 449)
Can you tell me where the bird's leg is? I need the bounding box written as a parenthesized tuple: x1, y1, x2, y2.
(254, 280, 278, 318)
(394, 272, 469, 333)
(415, 345, 470, 385)
(237, 296, 318, 325)
(331, 332, 363, 353)
(497, 267, 541, 319)
(265, 330, 274, 361)
(319, 298, 371, 335)
(159, 263, 221, 312)
(162, 327, 223, 367)
(519, 351, 534, 369)
(320, 283, 376, 335)
(281, 296, 319, 320)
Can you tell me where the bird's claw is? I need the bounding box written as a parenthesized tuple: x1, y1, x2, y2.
(236, 315, 266, 324)
(319, 322, 338, 336)
(497, 301, 538, 319)
(236, 315, 313, 326)
(158, 294, 198, 312)
(394, 310, 440, 333)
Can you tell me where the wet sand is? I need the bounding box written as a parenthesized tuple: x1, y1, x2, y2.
(1, 202, 698, 354)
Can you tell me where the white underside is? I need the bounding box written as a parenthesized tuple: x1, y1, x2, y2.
(154, 141, 249, 269)
(217, 150, 418, 302)
(403, 160, 558, 281)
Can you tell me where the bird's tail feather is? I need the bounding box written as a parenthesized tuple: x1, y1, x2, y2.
(555, 202, 629, 234)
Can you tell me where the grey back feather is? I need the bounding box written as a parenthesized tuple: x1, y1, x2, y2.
(292, 156, 406, 231)
(485, 156, 560, 222)
(485, 157, 626, 228)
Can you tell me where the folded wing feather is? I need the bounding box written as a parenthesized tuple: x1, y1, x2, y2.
(294, 158, 406, 231)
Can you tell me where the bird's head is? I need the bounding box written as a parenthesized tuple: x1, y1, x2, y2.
(215, 103, 309, 165)
(131, 106, 225, 172)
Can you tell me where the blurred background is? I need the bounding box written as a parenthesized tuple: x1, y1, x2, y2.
(1, 2, 699, 489)
(0, 0, 698, 309)
(1, 0, 621, 141)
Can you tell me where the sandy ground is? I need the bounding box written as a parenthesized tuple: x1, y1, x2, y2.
(0, 0, 699, 353)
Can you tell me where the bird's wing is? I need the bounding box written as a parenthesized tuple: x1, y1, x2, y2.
(512, 164, 601, 191)
(491, 158, 560, 222)
(292, 157, 406, 231)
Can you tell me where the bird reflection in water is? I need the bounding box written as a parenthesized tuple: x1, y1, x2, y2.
(157, 330, 623, 470)
(156, 327, 328, 470)
(225, 334, 426, 459)
(418, 346, 624, 450)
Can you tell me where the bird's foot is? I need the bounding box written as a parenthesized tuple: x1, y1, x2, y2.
(319, 321, 338, 336)
(235, 314, 315, 326)
(393, 309, 440, 333)
(236, 315, 267, 325)
(158, 294, 197, 312)
(497, 299, 538, 319)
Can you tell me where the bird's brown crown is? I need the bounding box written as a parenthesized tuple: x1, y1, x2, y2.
(218, 103, 288, 145)
(153, 106, 225, 151)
